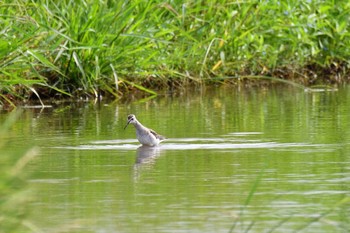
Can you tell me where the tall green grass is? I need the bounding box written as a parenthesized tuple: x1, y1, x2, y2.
(228, 167, 350, 233)
(1, 0, 350, 105)
(0, 111, 39, 233)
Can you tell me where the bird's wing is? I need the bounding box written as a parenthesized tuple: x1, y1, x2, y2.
(150, 129, 166, 141)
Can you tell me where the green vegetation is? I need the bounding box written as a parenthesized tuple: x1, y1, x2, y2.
(228, 167, 350, 233)
(1, 0, 350, 105)
(0, 111, 38, 233)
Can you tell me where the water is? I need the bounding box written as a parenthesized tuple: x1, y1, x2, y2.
(2, 86, 350, 233)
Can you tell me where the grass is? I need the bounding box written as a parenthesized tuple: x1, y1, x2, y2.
(228, 167, 350, 233)
(228, 167, 264, 233)
(0, 110, 39, 233)
(1, 0, 350, 106)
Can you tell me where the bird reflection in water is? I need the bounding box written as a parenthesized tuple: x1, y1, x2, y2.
(135, 145, 161, 164)
(133, 145, 163, 182)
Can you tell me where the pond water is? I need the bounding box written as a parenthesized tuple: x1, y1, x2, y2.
(2, 85, 350, 233)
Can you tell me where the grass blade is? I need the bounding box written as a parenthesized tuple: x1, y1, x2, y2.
(229, 167, 265, 233)
(293, 197, 350, 233)
(121, 79, 158, 96)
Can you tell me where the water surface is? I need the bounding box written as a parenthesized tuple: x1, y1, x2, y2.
(2, 86, 350, 232)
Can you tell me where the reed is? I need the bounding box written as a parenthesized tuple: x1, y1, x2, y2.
(0, 111, 39, 233)
(228, 167, 350, 233)
(1, 0, 350, 105)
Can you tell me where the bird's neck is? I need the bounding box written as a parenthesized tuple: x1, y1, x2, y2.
(133, 121, 143, 128)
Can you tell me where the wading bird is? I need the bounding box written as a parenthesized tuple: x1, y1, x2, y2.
(124, 114, 166, 146)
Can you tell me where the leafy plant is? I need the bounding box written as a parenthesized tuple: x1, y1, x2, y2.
(1, 0, 350, 105)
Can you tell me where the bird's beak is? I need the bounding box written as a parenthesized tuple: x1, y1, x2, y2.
(123, 119, 132, 130)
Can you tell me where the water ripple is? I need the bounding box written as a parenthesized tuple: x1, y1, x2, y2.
(53, 138, 329, 151)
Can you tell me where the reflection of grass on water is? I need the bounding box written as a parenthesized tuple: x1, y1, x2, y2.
(0, 111, 39, 233)
(228, 168, 350, 233)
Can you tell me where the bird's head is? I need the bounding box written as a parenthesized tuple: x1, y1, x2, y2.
(124, 114, 137, 129)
